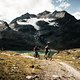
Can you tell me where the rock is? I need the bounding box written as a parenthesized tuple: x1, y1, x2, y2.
(74, 56, 80, 59)
(26, 76, 32, 79)
(26, 75, 39, 80)
(0, 58, 5, 60)
(52, 75, 61, 80)
(30, 65, 35, 68)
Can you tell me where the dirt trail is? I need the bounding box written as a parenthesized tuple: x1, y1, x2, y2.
(39, 60, 79, 80)
(59, 62, 80, 80)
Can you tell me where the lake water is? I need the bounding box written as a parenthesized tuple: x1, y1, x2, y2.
(13, 50, 57, 55)
(14, 50, 45, 54)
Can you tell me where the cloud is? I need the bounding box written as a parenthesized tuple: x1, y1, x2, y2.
(0, 0, 71, 22)
(0, 0, 54, 22)
(56, 0, 69, 3)
(56, 0, 65, 3)
(56, 2, 70, 10)
(72, 12, 80, 19)
(55, 0, 70, 11)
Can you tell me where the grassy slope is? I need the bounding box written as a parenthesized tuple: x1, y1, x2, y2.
(53, 48, 80, 71)
(0, 49, 80, 80)
(0, 51, 41, 80)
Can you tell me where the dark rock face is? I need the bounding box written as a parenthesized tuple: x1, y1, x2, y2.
(0, 21, 36, 50)
(0, 20, 10, 31)
(0, 10, 80, 50)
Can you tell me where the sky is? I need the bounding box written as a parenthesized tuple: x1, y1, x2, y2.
(0, 0, 80, 22)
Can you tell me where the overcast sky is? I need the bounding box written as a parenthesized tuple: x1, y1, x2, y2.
(0, 0, 80, 22)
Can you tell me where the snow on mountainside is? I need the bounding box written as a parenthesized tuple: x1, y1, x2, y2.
(17, 18, 54, 30)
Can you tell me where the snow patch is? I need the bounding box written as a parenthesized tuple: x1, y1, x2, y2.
(17, 18, 54, 30)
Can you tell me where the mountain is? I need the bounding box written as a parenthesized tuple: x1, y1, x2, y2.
(0, 10, 80, 50)
(0, 20, 36, 50)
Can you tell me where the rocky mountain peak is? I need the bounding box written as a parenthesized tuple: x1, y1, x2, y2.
(37, 10, 51, 18)
(10, 13, 37, 24)
(20, 12, 37, 19)
(52, 10, 67, 18)
(48, 10, 76, 20)
(38, 10, 51, 15)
